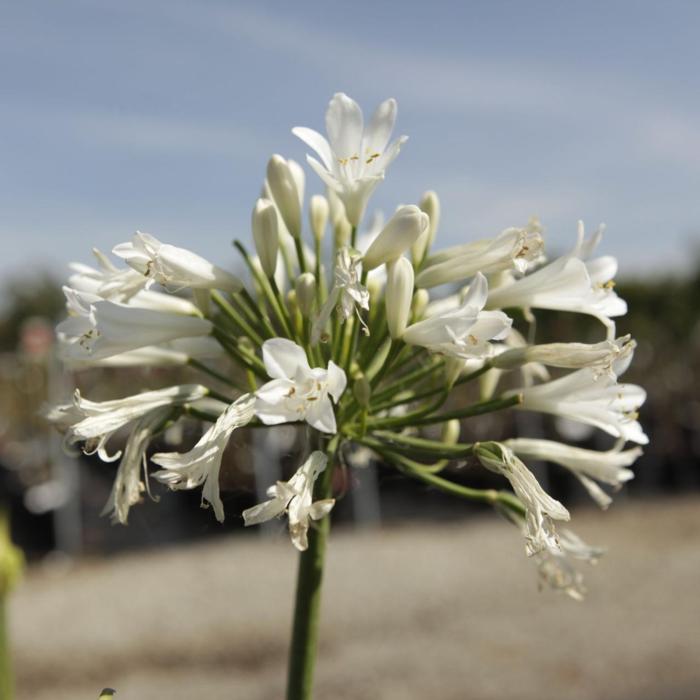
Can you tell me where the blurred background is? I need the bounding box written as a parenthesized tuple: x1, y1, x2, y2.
(1, 2, 699, 699)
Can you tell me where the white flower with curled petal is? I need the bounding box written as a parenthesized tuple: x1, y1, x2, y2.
(417, 222, 545, 288)
(510, 366, 648, 445)
(293, 92, 408, 226)
(476, 442, 570, 556)
(69, 248, 146, 301)
(505, 438, 641, 509)
(101, 406, 172, 525)
(485, 223, 625, 338)
(242, 451, 335, 551)
(403, 272, 512, 358)
(152, 394, 256, 523)
(113, 231, 243, 292)
(44, 384, 207, 462)
(311, 247, 369, 343)
(255, 339, 346, 434)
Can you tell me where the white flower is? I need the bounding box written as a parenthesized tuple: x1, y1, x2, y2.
(242, 451, 335, 551)
(417, 224, 545, 288)
(512, 367, 648, 445)
(533, 529, 605, 601)
(475, 442, 570, 556)
(293, 92, 408, 226)
(101, 407, 171, 525)
(311, 248, 369, 343)
(403, 272, 512, 358)
(44, 384, 207, 462)
(493, 335, 636, 378)
(505, 438, 641, 509)
(69, 248, 146, 301)
(362, 205, 429, 271)
(63, 336, 225, 369)
(113, 232, 242, 292)
(152, 394, 256, 522)
(57, 287, 213, 362)
(485, 225, 626, 338)
(255, 339, 346, 433)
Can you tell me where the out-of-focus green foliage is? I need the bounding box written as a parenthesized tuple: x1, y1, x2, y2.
(0, 274, 63, 352)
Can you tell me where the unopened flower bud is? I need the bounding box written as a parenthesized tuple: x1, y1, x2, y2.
(286, 289, 299, 316)
(335, 218, 352, 249)
(353, 373, 371, 408)
(310, 195, 329, 243)
(363, 205, 429, 270)
(327, 187, 347, 226)
(266, 155, 302, 238)
(295, 273, 316, 318)
(440, 419, 460, 446)
(385, 256, 414, 338)
(411, 288, 430, 320)
(420, 190, 440, 247)
(252, 198, 279, 278)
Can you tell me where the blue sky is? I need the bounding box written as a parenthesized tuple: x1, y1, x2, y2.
(1, 0, 699, 287)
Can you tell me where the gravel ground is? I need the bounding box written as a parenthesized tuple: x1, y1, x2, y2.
(9, 496, 700, 700)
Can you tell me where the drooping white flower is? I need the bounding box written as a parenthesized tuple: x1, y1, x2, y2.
(475, 442, 570, 556)
(44, 384, 207, 462)
(417, 224, 545, 288)
(403, 272, 512, 358)
(242, 451, 335, 551)
(293, 92, 408, 226)
(485, 224, 625, 338)
(311, 248, 369, 343)
(255, 339, 346, 433)
(493, 335, 636, 378)
(511, 367, 648, 445)
(362, 205, 429, 271)
(57, 287, 213, 362)
(505, 438, 641, 509)
(152, 393, 256, 522)
(101, 406, 172, 525)
(113, 232, 242, 292)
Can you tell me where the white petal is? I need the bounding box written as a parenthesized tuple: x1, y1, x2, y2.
(305, 395, 337, 434)
(363, 98, 397, 154)
(326, 92, 363, 158)
(292, 127, 334, 170)
(262, 338, 310, 380)
(325, 361, 347, 403)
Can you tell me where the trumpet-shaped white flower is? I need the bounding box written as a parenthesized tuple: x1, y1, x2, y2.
(403, 273, 512, 358)
(293, 93, 408, 226)
(533, 528, 605, 601)
(152, 394, 256, 522)
(362, 205, 429, 271)
(505, 438, 641, 509)
(242, 451, 335, 551)
(311, 248, 369, 343)
(101, 406, 172, 525)
(417, 224, 545, 288)
(511, 366, 648, 445)
(113, 232, 242, 292)
(44, 384, 207, 461)
(63, 336, 225, 369)
(255, 339, 346, 433)
(57, 287, 213, 362)
(486, 225, 626, 337)
(493, 335, 636, 378)
(475, 442, 570, 556)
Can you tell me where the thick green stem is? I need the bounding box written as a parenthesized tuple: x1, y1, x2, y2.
(0, 598, 12, 700)
(286, 436, 339, 700)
